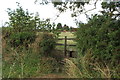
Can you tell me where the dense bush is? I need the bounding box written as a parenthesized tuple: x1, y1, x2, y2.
(8, 32, 36, 48)
(39, 32, 56, 56)
(76, 15, 120, 65)
(75, 3, 120, 78)
(4, 4, 37, 48)
(2, 27, 13, 39)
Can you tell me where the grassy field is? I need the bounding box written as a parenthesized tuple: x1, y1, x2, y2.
(59, 32, 76, 38)
(56, 32, 77, 51)
(37, 31, 77, 51)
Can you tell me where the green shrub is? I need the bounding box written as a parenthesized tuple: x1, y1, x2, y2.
(76, 15, 120, 65)
(2, 37, 57, 78)
(39, 32, 56, 56)
(52, 31, 61, 38)
(2, 27, 13, 39)
(8, 32, 36, 48)
(5, 4, 37, 48)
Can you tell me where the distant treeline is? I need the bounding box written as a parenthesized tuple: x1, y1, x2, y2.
(35, 27, 78, 32)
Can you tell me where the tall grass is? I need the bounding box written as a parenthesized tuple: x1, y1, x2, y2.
(2, 31, 68, 78)
(63, 58, 82, 78)
(3, 46, 58, 78)
(63, 49, 120, 78)
(2, 35, 59, 78)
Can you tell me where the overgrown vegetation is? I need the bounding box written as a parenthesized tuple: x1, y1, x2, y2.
(4, 4, 37, 49)
(2, 1, 120, 78)
(2, 3, 62, 78)
(39, 32, 56, 56)
(75, 2, 120, 78)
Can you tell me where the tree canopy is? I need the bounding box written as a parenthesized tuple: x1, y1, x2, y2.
(56, 23, 62, 29)
(76, 1, 120, 65)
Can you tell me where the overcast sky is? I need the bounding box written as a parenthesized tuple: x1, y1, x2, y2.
(0, 0, 103, 27)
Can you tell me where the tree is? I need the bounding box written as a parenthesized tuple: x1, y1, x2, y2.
(35, 0, 99, 19)
(101, 2, 120, 19)
(7, 3, 36, 32)
(76, 1, 120, 65)
(6, 3, 36, 48)
(63, 24, 69, 31)
(56, 23, 62, 30)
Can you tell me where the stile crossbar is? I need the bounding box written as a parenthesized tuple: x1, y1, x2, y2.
(56, 36, 76, 57)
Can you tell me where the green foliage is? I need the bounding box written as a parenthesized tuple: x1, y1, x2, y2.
(38, 19, 53, 32)
(101, 2, 120, 12)
(7, 5, 35, 32)
(3, 1, 120, 78)
(2, 31, 59, 78)
(39, 32, 56, 56)
(76, 14, 120, 65)
(66, 56, 120, 78)
(63, 24, 69, 31)
(2, 47, 56, 78)
(52, 31, 61, 38)
(52, 2, 88, 17)
(8, 32, 36, 48)
(56, 23, 62, 30)
(2, 27, 13, 39)
(6, 3, 37, 48)
(76, 2, 120, 66)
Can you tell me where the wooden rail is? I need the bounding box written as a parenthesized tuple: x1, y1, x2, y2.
(56, 43, 76, 46)
(58, 38, 76, 40)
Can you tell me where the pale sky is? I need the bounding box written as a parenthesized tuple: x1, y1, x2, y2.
(0, 0, 103, 27)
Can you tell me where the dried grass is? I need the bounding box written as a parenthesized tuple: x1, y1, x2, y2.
(63, 58, 82, 78)
(90, 62, 112, 78)
(63, 48, 113, 78)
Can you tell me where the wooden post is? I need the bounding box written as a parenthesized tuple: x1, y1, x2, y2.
(64, 36, 67, 57)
